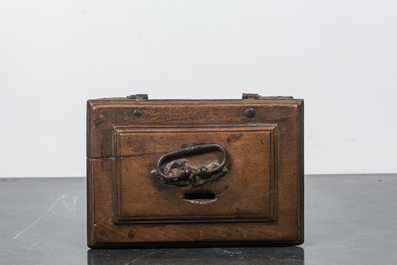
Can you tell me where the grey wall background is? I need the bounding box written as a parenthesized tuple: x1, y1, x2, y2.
(1, 0, 396, 177)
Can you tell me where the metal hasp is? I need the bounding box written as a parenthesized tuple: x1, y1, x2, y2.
(151, 144, 228, 187)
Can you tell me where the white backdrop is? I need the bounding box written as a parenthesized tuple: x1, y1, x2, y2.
(1, 1, 396, 177)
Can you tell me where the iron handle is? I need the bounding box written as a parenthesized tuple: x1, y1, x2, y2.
(151, 143, 228, 187)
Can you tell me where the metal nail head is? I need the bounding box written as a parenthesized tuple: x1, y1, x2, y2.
(133, 109, 142, 117)
(245, 108, 256, 118)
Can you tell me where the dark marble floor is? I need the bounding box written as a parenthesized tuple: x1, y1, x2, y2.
(0, 174, 396, 264)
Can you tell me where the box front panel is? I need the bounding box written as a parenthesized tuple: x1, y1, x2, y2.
(113, 125, 277, 224)
(87, 99, 303, 247)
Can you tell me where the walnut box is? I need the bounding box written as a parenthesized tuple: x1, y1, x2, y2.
(87, 94, 304, 248)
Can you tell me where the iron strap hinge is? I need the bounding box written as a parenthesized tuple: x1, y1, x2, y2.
(242, 93, 260, 99)
(127, 94, 148, 100)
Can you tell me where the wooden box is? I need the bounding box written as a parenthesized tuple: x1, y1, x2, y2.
(87, 94, 304, 248)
